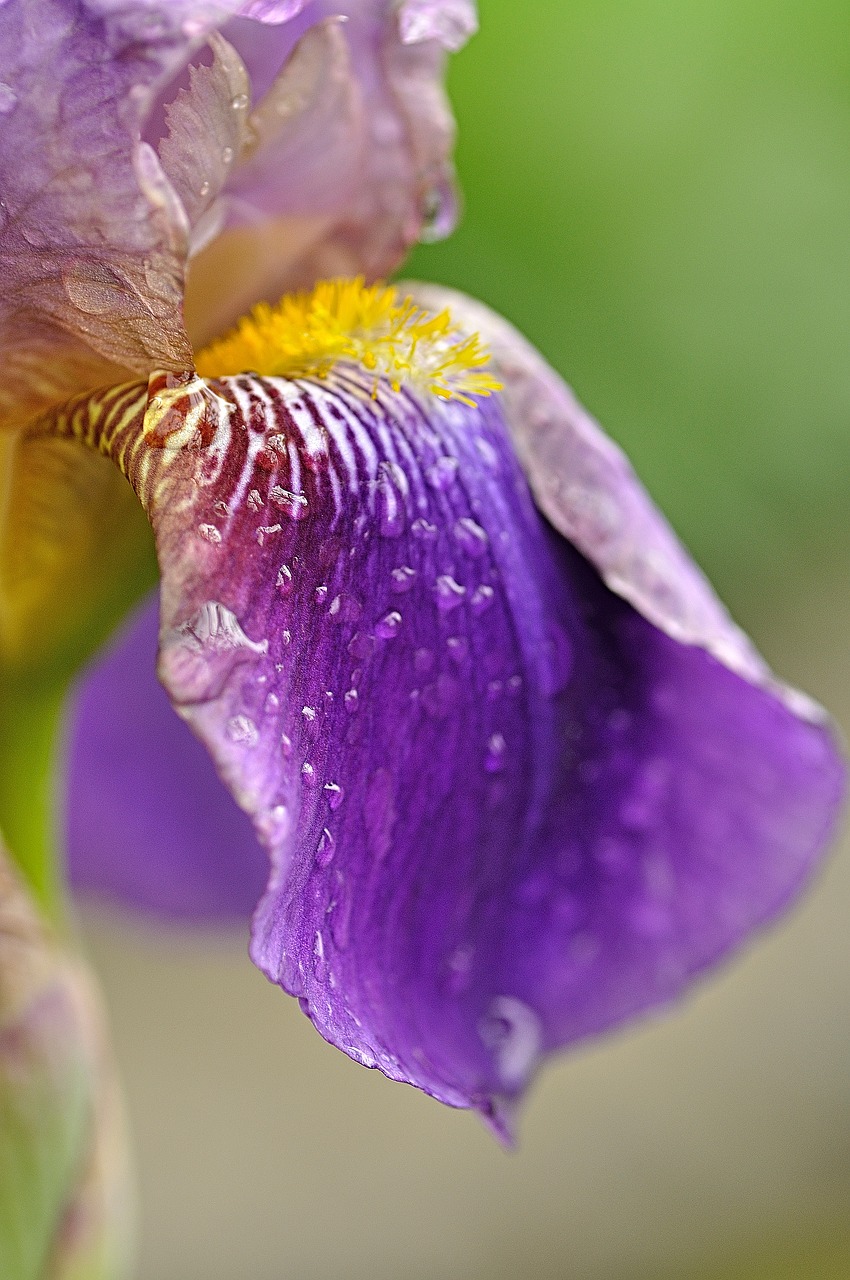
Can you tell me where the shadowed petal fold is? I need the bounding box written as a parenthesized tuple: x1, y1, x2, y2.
(69, 359, 842, 1120)
(64, 594, 267, 921)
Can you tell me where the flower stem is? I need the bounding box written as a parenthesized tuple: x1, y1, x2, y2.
(0, 674, 66, 921)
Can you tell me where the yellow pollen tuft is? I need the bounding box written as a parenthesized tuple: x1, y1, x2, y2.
(196, 277, 503, 406)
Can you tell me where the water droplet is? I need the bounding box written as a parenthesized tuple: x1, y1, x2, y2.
(264, 692, 280, 714)
(375, 610, 402, 639)
(414, 648, 434, 675)
(427, 455, 459, 490)
(247, 489, 263, 512)
(475, 436, 501, 471)
(454, 517, 489, 558)
(446, 635, 469, 665)
(327, 592, 358, 624)
(276, 565, 293, 596)
(0, 83, 18, 115)
(478, 996, 541, 1089)
(214, 500, 229, 518)
(197, 523, 222, 544)
(344, 689, 359, 714)
(435, 575, 466, 612)
(316, 829, 335, 868)
(199, 178, 211, 198)
(256, 523, 282, 547)
(312, 930, 328, 981)
(314, 584, 328, 605)
(412, 517, 438, 540)
(390, 566, 416, 594)
(375, 461, 409, 537)
(221, 145, 234, 164)
(257, 803, 291, 847)
(281, 733, 293, 757)
(328, 878, 352, 950)
(323, 782, 345, 810)
(485, 732, 507, 773)
(302, 706, 317, 723)
(269, 486, 308, 519)
(231, 92, 249, 111)
(226, 714, 259, 747)
(418, 177, 458, 244)
(471, 584, 495, 614)
(507, 675, 523, 696)
(301, 762, 316, 784)
(160, 603, 268, 704)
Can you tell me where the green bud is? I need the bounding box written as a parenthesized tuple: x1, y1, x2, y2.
(0, 850, 134, 1279)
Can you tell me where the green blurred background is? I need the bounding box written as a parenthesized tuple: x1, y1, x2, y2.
(407, 0, 850, 616)
(82, 3, 850, 1278)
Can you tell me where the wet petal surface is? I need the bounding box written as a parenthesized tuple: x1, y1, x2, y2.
(75, 365, 843, 1119)
(185, 1, 465, 342)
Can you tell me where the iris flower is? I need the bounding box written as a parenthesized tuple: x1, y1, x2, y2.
(0, 0, 844, 1196)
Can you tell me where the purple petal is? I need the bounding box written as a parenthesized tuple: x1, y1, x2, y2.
(0, 0, 197, 427)
(110, 366, 843, 1118)
(184, 3, 466, 343)
(64, 593, 267, 920)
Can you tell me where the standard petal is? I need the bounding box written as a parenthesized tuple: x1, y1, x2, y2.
(184, 2, 467, 343)
(63, 592, 267, 921)
(0, 0, 197, 430)
(92, 363, 843, 1120)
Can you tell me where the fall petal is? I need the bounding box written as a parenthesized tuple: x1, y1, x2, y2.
(87, 366, 844, 1118)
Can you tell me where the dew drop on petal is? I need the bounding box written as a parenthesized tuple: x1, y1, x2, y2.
(454, 517, 489, 558)
(197, 523, 221, 544)
(316, 829, 336, 868)
(269, 486, 309, 519)
(276, 564, 293, 596)
(226, 714, 259, 747)
(375, 611, 402, 639)
(412, 517, 438, 541)
(390, 566, 417, 594)
(485, 732, 508, 773)
(446, 635, 469, 665)
(418, 177, 459, 244)
(344, 688, 359, 714)
(478, 996, 542, 1090)
(301, 762, 316, 784)
(471, 584, 495, 614)
(435, 575, 466, 612)
(323, 782, 345, 810)
(426, 456, 459, 490)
